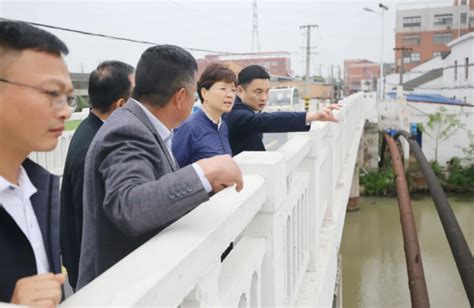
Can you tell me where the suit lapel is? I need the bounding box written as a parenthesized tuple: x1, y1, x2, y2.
(22, 159, 55, 271)
(126, 100, 178, 171)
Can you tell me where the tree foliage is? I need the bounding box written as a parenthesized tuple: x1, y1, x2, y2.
(420, 106, 464, 162)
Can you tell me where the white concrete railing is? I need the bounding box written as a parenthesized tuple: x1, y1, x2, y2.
(69, 109, 89, 121)
(30, 92, 367, 307)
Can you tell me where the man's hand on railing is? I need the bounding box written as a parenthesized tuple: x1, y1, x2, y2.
(196, 155, 244, 193)
(10, 273, 65, 308)
(306, 104, 343, 123)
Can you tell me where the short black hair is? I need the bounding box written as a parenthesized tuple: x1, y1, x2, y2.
(132, 45, 197, 108)
(0, 20, 68, 56)
(197, 63, 236, 103)
(238, 65, 270, 87)
(88, 61, 135, 113)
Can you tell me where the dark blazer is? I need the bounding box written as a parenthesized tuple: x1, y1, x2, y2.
(60, 111, 103, 290)
(77, 99, 209, 289)
(0, 159, 61, 302)
(223, 96, 310, 156)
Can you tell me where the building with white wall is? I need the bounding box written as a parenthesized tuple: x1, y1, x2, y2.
(386, 32, 473, 105)
(443, 32, 474, 103)
(395, 0, 474, 71)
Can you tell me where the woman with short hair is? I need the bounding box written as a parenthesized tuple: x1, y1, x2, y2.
(172, 63, 237, 167)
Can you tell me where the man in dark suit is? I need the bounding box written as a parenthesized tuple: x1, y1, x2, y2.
(77, 45, 243, 289)
(223, 65, 341, 156)
(0, 20, 73, 305)
(60, 60, 134, 291)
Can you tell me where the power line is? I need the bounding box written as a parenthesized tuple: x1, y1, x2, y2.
(0, 17, 239, 55)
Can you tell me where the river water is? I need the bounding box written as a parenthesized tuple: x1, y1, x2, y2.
(341, 193, 474, 307)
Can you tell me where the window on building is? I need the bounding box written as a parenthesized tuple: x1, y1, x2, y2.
(466, 57, 469, 80)
(403, 16, 421, 27)
(461, 13, 467, 24)
(461, 0, 467, 5)
(454, 60, 458, 81)
(434, 14, 453, 26)
(433, 32, 453, 44)
(470, 17, 474, 28)
(403, 34, 421, 46)
(403, 54, 411, 64)
(433, 51, 442, 58)
(410, 53, 420, 62)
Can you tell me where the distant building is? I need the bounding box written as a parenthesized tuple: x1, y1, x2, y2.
(384, 32, 474, 164)
(386, 32, 474, 105)
(197, 52, 292, 78)
(395, 0, 474, 71)
(343, 59, 380, 94)
(444, 32, 474, 103)
(70, 72, 89, 96)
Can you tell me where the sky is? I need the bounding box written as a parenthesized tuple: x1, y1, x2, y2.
(0, 0, 454, 77)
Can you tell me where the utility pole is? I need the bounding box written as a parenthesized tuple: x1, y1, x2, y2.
(300, 24, 318, 109)
(251, 0, 260, 52)
(393, 47, 413, 85)
(331, 65, 334, 84)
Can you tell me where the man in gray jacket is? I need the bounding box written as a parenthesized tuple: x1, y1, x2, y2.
(77, 45, 243, 289)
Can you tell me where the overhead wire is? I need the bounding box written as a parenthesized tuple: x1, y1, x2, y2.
(0, 17, 241, 55)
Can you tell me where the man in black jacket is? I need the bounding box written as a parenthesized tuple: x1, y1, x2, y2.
(60, 61, 134, 291)
(0, 20, 73, 305)
(223, 65, 341, 156)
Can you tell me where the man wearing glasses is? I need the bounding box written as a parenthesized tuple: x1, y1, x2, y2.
(0, 20, 75, 305)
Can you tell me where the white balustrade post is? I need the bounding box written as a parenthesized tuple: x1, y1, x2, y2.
(321, 121, 339, 221)
(234, 152, 288, 306)
(296, 123, 328, 272)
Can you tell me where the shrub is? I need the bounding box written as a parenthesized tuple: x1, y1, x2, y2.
(360, 167, 395, 196)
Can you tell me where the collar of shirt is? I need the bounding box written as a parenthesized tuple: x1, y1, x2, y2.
(235, 95, 260, 114)
(0, 166, 37, 198)
(0, 166, 50, 274)
(132, 99, 211, 192)
(133, 98, 174, 152)
(201, 107, 222, 130)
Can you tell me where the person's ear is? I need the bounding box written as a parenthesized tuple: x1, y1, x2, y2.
(201, 87, 208, 102)
(175, 88, 188, 110)
(116, 98, 126, 109)
(236, 85, 244, 96)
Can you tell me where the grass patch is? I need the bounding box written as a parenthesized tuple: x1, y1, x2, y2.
(65, 120, 81, 131)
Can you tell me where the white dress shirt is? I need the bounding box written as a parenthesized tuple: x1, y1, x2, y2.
(134, 99, 212, 192)
(0, 167, 50, 274)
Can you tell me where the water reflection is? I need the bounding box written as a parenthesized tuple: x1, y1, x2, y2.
(341, 193, 473, 307)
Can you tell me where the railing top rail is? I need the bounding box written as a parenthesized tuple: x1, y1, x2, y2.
(277, 135, 312, 174)
(63, 175, 266, 307)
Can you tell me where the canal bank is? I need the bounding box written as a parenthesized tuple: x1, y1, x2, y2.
(341, 193, 473, 307)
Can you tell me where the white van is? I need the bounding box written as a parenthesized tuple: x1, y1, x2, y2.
(266, 87, 302, 112)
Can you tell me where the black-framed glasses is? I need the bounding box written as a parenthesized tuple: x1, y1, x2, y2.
(0, 78, 77, 110)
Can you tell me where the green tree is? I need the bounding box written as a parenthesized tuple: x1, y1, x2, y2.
(420, 106, 464, 162)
